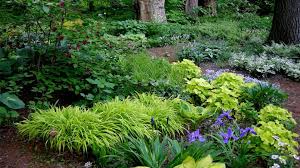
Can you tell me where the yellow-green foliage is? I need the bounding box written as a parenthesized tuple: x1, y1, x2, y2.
(211, 72, 244, 93)
(258, 105, 296, 129)
(170, 98, 206, 122)
(170, 59, 202, 86)
(254, 121, 299, 156)
(18, 94, 204, 153)
(174, 155, 226, 168)
(17, 106, 123, 153)
(186, 78, 212, 102)
(186, 72, 246, 111)
(92, 98, 154, 138)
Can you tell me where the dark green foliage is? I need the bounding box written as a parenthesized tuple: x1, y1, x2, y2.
(241, 84, 288, 110)
(176, 42, 230, 63)
(0, 92, 24, 125)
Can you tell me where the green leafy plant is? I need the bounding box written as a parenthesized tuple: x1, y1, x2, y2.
(186, 78, 212, 103)
(241, 84, 288, 110)
(173, 155, 225, 168)
(0, 92, 24, 125)
(206, 73, 244, 111)
(170, 59, 202, 85)
(176, 42, 228, 63)
(253, 121, 299, 156)
(125, 137, 170, 168)
(234, 102, 258, 125)
(258, 105, 296, 130)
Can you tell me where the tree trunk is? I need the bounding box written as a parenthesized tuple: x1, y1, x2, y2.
(268, 0, 300, 44)
(88, 0, 94, 12)
(136, 0, 167, 23)
(185, 0, 199, 17)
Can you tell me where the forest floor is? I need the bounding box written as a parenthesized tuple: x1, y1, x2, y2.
(0, 46, 299, 168)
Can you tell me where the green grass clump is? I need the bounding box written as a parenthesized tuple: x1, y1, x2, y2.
(18, 94, 203, 153)
(91, 98, 154, 138)
(120, 53, 171, 83)
(17, 106, 122, 153)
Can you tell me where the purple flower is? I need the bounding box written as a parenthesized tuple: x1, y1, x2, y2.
(204, 69, 229, 81)
(188, 129, 206, 143)
(213, 110, 233, 127)
(239, 127, 256, 138)
(220, 127, 239, 144)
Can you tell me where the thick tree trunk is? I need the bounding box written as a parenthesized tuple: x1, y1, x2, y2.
(136, 0, 167, 23)
(268, 0, 300, 44)
(185, 0, 199, 17)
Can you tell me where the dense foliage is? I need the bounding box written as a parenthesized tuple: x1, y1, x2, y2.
(1, 0, 299, 168)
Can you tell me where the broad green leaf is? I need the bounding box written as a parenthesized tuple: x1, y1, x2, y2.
(196, 155, 213, 168)
(208, 163, 226, 168)
(0, 92, 25, 109)
(42, 5, 50, 13)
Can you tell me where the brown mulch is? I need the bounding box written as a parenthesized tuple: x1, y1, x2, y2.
(0, 127, 83, 168)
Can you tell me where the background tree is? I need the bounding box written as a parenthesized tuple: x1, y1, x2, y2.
(185, 0, 198, 17)
(135, 0, 167, 22)
(268, 0, 300, 44)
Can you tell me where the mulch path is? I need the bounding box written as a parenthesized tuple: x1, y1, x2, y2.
(0, 127, 83, 168)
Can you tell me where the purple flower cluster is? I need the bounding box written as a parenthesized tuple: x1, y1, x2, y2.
(204, 69, 229, 81)
(240, 127, 256, 138)
(213, 110, 233, 127)
(220, 127, 256, 144)
(188, 129, 206, 143)
(243, 75, 280, 88)
(220, 127, 239, 144)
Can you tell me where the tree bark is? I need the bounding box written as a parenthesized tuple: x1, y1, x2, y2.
(185, 0, 199, 17)
(268, 0, 300, 44)
(136, 0, 167, 23)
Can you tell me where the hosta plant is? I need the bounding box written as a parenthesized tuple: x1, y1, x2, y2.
(174, 155, 225, 168)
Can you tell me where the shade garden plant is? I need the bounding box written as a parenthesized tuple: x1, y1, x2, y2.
(1, 0, 300, 167)
(17, 63, 299, 167)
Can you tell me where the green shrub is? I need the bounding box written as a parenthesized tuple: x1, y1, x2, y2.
(136, 94, 187, 135)
(241, 83, 288, 110)
(176, 42, 229, 63)
(92, 98, 154, 138)
(230, 52, 300, 80)
(263, 43, 300, 59)
(186, 73, 245, 111)
(235, 102, 258, 125)
(120, 53, 171, 83)
(18, 106, 122, 153)
(173, 155, 225, 168)
(254, 121, 299, 156)
(0, 92, 24, 125)
(206, 73, 244, 111)
(124, 137, 171, 168)
(258, 105, 296, 129)
(170, 59, 202, 86)
(186, 78, 212, 103)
